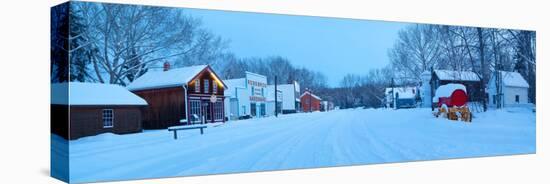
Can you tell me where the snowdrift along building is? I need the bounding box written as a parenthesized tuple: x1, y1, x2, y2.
(127, 64, 227, 129)
(223, 72, 268, 120)
(51, 82, 148, 140)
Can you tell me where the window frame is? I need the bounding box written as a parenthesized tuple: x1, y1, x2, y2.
(204, 79, 210, 94)
(102, 109, 114, 128)
(195, 79, 200, 93)
(213, 81, 218, 94)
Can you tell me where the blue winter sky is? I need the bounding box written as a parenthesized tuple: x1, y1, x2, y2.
(184, 8, 410, 87)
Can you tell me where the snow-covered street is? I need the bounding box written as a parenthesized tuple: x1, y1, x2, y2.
(62, 108, 535, 183)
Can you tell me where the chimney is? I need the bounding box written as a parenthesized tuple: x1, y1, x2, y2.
(163, 62, 171, 71)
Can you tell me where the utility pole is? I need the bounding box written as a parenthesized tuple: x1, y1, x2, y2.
(275, 76, 278, 117)
(391, 78, 395, 109)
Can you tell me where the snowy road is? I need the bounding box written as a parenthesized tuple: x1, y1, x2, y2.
(62, 108, 535, 183)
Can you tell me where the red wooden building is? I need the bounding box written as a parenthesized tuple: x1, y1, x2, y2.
(127, 64, 227, 129)
(300, 90, 322, 112)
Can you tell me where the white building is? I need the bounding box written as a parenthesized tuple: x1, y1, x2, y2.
(224, 72, 268, 119)
(385, 87, 418, 109)
(277, 81, 301, 113)
(266, 85, 283, 116)
(488, 71, 530, 108)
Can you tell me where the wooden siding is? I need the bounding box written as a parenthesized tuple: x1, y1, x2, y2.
(51, 105, 143, 140)
(432, 72, 483, 102)
(188, 68, 225, 96)
(301, 94, 321, 112)
(133, 87, 186, 129)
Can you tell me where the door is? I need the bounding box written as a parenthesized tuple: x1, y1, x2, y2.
(201, 100, 212, 123)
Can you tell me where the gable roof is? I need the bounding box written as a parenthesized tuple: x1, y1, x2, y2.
(300, 91, 322, 100)
(51, 82, 147, 106)
(498, 71, 530, 88)
(127, 65, 226, 91)
(434, 70, 480, 82)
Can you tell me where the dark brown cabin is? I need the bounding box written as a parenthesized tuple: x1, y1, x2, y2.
(51, 83, 148, 140)
(127, 64, 227, 129)
(431, 70, 483, 102)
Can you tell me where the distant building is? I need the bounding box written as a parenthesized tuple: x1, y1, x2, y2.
(223, 72, 268, 119)
(51, 82, 148, 140)
(278, 81, 301, 114)
(488, 71, 530, 108)
(385, 87, 419, 109)
(300, 90, 322, 112)
(320, 101, 334, 112)
(266, 85, 283, 116)
(127, 64, 227, 128)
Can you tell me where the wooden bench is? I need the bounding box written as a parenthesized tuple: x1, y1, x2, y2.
(167, 125, 207, 139)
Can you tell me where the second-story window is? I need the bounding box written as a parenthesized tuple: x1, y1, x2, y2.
(213, 82, 218, 94)
(204, 79, 210, 93)
(195, 79, 200, 93)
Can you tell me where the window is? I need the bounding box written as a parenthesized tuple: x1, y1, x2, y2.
(190, 100, 201, 118)
(515, 95, 520, 103)
(204, 79, 210, 93)
(102, 109, 114, 128)
(493, 95, 496, 104)
(213, 82, 218, 94)
(251, 86, 255, 95)
(261, 88, 264, 96)
(195, 79, 200, 93)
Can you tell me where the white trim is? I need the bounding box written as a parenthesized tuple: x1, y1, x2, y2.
(102, 109, 114, 128)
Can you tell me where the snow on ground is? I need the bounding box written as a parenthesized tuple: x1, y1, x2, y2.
(56, 107, 535, 183)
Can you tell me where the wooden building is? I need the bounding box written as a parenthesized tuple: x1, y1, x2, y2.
(127, 64, 227, 129)
(430, 70, 482, 103)
(51, 82, 148, 140)
(300, 90, 322, 112)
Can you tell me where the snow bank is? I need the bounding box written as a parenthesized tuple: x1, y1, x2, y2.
(432, 83, 467, 102)
(51, 82, 147, 105)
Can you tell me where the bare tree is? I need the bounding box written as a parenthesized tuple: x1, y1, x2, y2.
(73, 2, 226, 85)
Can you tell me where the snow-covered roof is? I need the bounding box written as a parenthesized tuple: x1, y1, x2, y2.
(432, 83, 467, 102)
(499, 71, 529, 88)
(300, 91, 321, 100)
(223, 78, 246, 97)
(434, 70, 480, 81)
(127, 65, 218, 91)
(385, 87, 417, 99)
(51, 82, 148, 106)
